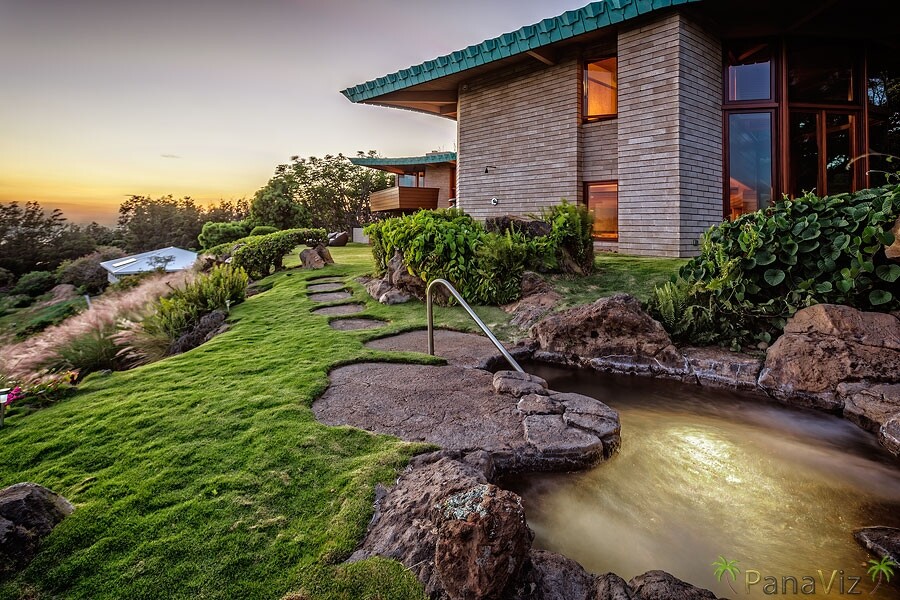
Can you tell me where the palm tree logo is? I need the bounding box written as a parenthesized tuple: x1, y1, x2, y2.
(867, 555, 896, 595)
(712, 555, 741, 594)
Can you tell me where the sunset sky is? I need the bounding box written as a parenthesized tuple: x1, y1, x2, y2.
(0, 0, 591, 224)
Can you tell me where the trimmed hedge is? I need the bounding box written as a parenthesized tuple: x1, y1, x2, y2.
(205, 228, 327, 279)
(198, 221, 250, 250)
(649, 184, 900, 348)
(365, 209, 558, 305)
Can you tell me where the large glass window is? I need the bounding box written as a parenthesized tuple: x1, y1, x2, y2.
(788, 43, 856, 104)
(586, 182, 618, 240)
(728, 113, 773, 219)
(868, 56, 900, 186)
(584, 58, 617, 120)
(397, 171, 425, 187)
(727, 43, 772, 101)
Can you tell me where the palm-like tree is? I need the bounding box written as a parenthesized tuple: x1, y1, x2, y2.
(712, 556, 741, 594)
(867, 555, 896, 595)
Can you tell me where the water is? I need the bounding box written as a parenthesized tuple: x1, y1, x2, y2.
(504, 363, 900, 599)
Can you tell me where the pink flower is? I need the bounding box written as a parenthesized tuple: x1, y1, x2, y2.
(6, 386, 24, 403)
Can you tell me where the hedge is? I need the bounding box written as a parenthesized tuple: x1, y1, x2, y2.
(204, 228, 327, 279)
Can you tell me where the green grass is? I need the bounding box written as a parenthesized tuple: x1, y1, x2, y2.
(547, 252, 687, 308)
(0, 244, 683, 599)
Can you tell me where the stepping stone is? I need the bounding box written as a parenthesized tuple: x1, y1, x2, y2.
(312, 303, 365, 316)
(329, 318, 387, 331)
(307, 275, 344, 283)
(308, 282, 347, 293)
(309, 291, 352, 302)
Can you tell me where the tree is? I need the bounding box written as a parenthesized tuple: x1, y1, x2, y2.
(248, 178, 310, 231)
(0, 201, 68, 276)
(118, 195, 204, 253)
(252, 151, 393, 234)
(57, 246, 126, 294)
(198, 221, 249, 249)
(867, 555, 896, 595)
(204, 198, 250, 223)
(712, 556, 740, 595)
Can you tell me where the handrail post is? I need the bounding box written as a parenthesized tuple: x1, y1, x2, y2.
(425, 278, 524, 373)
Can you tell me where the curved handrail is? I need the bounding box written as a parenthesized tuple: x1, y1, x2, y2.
(425, 278, 524, 373)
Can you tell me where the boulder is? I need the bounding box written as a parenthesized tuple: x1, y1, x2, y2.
(514, 550, 599, 600)
(387, 251, 427, 300)
(378, 288, 412, 305)
(886, 215, 900, 261)
(853, 526, 900, 564)
(880, 416, 900, 457)
(532, 294, 686, 375)
(493, 370, 548, 397)
(0, 483, 75, 576)
(838, 383, 900, 433)
(629, 570, 718, 600)
(433, 484, 532, 600)
(759, 305, 900, 412)
(299, 248, 325, 269)
(327, 231, 349, 247)
(315, 244, 334, 265)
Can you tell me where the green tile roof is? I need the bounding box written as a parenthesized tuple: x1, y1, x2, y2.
(349, 152, 457, 167)
(341, 0, 700, 103)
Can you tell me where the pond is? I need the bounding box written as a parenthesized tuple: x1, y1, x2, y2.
(504, 363, 900, 599)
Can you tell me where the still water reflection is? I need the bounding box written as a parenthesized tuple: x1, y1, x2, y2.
(504, 364, 900, 599)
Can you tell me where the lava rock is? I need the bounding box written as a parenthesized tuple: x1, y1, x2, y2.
(493, 370, 549, 397)
(629, 570, 718, 600)
(682, 346, 763, 390)
(532, 294, 686, 375)
(0, 483, 75, 577)
(838, 383, 900, 433)
(853, 526, 900, 564)
(484, 215, 552, 239)
(433, 484, 532, 600)
(299, 248, 325, 269)
(171, 310, 227, 354)
(327, 231, 349, 247)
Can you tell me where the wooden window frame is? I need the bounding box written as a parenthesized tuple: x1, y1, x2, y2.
(583, 180, 618, 242)
(583, 56, 618, 123)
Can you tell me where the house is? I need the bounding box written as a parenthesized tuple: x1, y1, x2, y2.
(349, 152, 457, 214)
(341, 0, 899, 257)
(100, 247, 197, 284)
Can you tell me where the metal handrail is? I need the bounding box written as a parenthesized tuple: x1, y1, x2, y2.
(425, 278, 524, 373)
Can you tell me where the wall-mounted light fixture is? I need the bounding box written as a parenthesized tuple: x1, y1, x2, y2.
(484, 165, 497, 174)
(490, 197, 499, 206)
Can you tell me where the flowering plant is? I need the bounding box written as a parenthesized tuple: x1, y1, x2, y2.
(5, 386, 24, 403)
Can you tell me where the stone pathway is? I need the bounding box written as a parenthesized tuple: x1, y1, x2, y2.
(311, 303, 365, 316)
(329, 318, 386, 331)
(308, 291, 352, 302)
(365, 329, 511, 369)
(307, 282, 347, 293)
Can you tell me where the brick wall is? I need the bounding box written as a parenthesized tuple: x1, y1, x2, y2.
(617, 12, 722, 257)
(457, 53, 581, 220)
(424, 163, 454, 208)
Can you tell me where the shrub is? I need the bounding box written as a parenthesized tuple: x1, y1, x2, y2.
(649, 184, 900, 349)
(12, 271, 57, 297)
(15, 297, 87, 339)
(198, 221, 249, 250)
(365, 209, 531, 304)
(117, 264, 248, 365)
(229, 228, 327, 279)
(542, 200, 595, 275)
(249, 225, 278, 237)
(56, 246, 126, 294)
(0, 267, 14, 289)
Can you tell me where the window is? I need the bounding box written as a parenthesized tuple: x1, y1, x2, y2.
(584, 58, 617, 120)
(726, 42, 772, 101)
(727, 112, 773, 219)
(397, 171, 425, 187)
(586, 182, 618, 240)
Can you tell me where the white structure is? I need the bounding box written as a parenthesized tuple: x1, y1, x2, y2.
(100, 247, 198, 284)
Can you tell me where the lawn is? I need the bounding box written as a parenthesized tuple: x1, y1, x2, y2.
(0, 295, 88, 340)
(0, 244, 683, 599)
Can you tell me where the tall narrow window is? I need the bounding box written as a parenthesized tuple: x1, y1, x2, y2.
(586, 182, 618, 240)
(727, 113, 773, 218)
(584, 58, 617, 120)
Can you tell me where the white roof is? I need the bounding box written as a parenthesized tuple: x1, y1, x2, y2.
(100, 247, 197, 276)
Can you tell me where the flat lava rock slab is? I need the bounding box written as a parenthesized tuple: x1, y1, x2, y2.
(313, 362, 615, 473)
(307, 282, 347, 293)
(308, 291, 352, 302)
(329, 317, 387, 331)
(364, 330, 505, 368)
(306, 276, 344, 283)
(311, 303, 365, 316)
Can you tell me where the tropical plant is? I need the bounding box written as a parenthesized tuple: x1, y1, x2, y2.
(867, 555, 896, 595)
(541, 200, 595, 275)
(650, 184, 900, 348)
(712, 556, 741, 595)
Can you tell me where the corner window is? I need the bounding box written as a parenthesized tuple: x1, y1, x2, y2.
(397, 171, 425, 187)
(726, 42, 772, 101)
(584, 57, 617, 120)
(586, 182, 618, 240)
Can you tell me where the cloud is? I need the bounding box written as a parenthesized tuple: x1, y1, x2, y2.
(160, 154, 181, 159)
